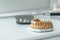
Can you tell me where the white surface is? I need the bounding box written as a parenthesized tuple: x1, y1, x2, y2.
(44, 36, 60, 40)
(0, 17, 16, 40)
(0, 0, 51, 13)
(0, 15, 60, 40)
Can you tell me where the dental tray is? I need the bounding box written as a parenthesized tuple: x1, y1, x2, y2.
(15, 15, 34, 24)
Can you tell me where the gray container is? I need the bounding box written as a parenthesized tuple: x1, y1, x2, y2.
(15, 15, 34, 24)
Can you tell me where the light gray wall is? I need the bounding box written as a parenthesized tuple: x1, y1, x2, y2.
(51, 0, 59, 6)
(0, 0, 51, 13)
(51, 0, 60, 9)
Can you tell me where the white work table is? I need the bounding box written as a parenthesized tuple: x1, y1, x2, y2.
(0, 15, 60, 40)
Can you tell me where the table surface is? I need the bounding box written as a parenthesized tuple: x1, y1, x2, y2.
(0, 15, 60, 40)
